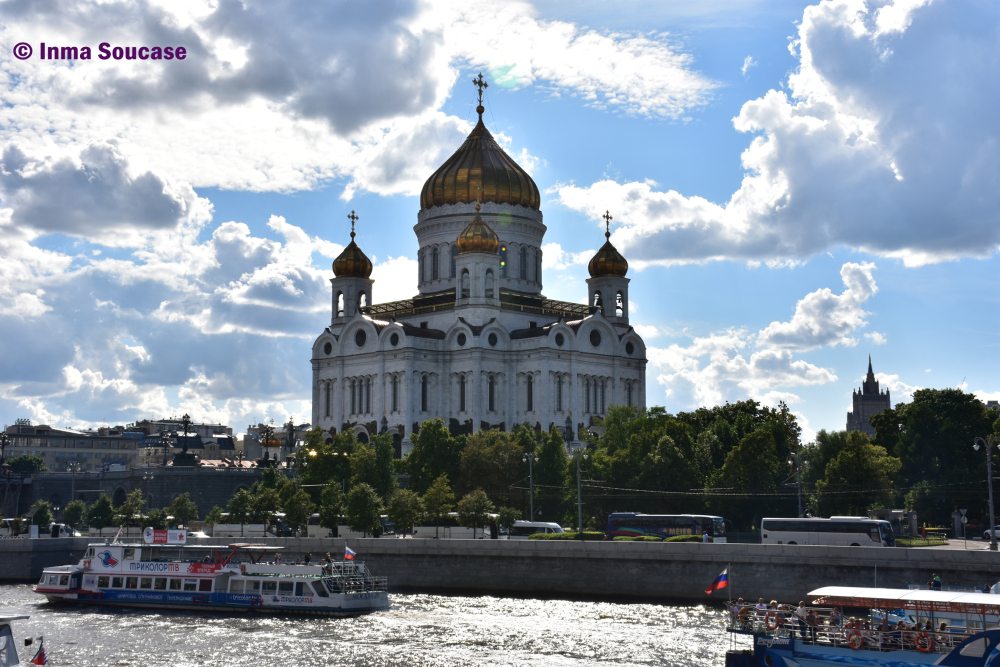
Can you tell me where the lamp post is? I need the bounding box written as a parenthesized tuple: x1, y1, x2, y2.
(974, 436, 998, 551)
(574, 448, 588, 535)
(0, 431, 9, 466)
(522, 453, 537, 519)
(787, 457, 803, 518)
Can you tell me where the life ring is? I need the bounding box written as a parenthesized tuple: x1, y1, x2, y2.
(847, 630, 863, 650)
(916, 631, 934, 652)
(765, 613, 779, 631)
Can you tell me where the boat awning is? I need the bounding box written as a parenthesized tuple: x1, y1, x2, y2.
(810, 586, 1000, 616)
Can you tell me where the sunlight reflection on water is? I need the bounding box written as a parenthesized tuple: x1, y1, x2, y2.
(2, 585, 741, 666)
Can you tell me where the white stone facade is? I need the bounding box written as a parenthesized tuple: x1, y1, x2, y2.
(311, 149, 646, 456)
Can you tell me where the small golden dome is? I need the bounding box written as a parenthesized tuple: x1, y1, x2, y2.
(420, 102, 539, 210)
(456, 203, 500, 254)
(588, 210, 628, 277)
(332, 210, 373, 278)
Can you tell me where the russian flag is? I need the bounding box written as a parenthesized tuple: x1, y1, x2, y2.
(344, 546, 357, 561)
(705, 568, 729, 595)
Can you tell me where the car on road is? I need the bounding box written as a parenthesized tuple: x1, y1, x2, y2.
(983, 526, 1000, 540)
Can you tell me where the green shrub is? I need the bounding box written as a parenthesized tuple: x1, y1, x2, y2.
(531, 531, 606, 541)
(666, 534, 702, 543)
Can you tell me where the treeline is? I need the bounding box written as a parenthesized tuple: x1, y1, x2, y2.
(17, 389, 999, 536)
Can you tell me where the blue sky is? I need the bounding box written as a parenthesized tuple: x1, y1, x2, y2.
(0, 0, 997, 443)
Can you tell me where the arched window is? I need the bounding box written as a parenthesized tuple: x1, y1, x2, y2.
(592, 291, 602, 309)
(461, 269, 470, 298)
(488, 375, 496, 412)
(391, 375, 399, 413)
(600, 380, 606, 414)
(626, 381, 633, 407)
(450, 245, 458, 277)
(350, 379, 356, 414)
(526, 375, 533, 412)
(519, 246, 527, 279)
(359, 292, 368, 309)
(615, 291, 624, 317)
(337, 292, 345, 317)
(485, 269, 495, 298)
(459, 375, 466, 412)
(499, 245, 508, 277)
(432, 247, 440, 280)
(585, 378, 591, 413)
(418, 252, 425, 283)
(421, 375, 428, 412)
(556, 376, 563, 412)
(365, 377, 371, 413)
(536, 254, 542, 284)
(324, 382, 331, 417)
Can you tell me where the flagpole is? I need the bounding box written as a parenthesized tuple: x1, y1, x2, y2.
(727, 562, 732, 604)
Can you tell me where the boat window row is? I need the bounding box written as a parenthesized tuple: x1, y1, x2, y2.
(227, 578, 327, 598)
(96, 575, 212, 592)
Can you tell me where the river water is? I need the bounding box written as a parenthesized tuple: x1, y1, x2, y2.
(0, 585, 744, 666)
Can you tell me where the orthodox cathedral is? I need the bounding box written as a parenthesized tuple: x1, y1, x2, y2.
(311, 76, 646, 455)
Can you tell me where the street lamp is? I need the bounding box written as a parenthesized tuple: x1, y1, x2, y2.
(574, 447, 588, 535)
(786, 457, 804, 518)
(973, 436, 998, 551)
(522, 452, 537, 519)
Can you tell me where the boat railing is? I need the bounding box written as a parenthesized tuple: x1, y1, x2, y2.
(726, 604, 968, 655)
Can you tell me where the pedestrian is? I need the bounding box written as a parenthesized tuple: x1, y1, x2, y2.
(702, 531, 710, 543)
(303, 552, 311, 565)
(932, 573, 942, 590)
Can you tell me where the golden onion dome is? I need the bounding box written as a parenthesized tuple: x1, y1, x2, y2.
(456, 203, 500, 254)
(420, 104, 540, 211)
(588, 211, 628, 277)
(332, 211, 373, 278)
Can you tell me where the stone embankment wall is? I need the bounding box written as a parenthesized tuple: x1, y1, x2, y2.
(2, 538, 993, 603)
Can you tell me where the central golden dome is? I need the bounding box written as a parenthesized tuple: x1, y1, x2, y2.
(420, 105, 540, 211)
(456, 203, 500, 254)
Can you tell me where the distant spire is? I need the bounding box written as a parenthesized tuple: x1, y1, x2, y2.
(866, 354, 875, 380)
(347, 209, 359, 241)
(472, 72, 488, 119)
(602, 210, 613, 240)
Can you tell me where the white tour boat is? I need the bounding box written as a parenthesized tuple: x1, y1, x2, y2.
(33, 530, 389, 616)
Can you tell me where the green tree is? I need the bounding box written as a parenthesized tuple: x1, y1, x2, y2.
(227, 488, 253, 535)
(372, 433, 398, 500)
(145, 507, 169, 530)
(814, 431, 901, 516)
(319, 482, 345, 536)
(5, 454, 45, 474)
(62, 499, 87, 530)
(294, 430, 354, 489)
(349, 443, 379, 490)
(346, 483, 383, 537)
(87, 494, 115, 529)
(282, 486, 315, 535)
(203, 505, 224, 528)
(168, 492, 199, 527)
(707, 427, 786, 529)
(458, 430, 522, 503)
(250, 487, 281, 524)
(872, 388, 992, 525)
(115, 489, 146, 527)
(28, 500, 53, 527)
(457, 489, 495, 539)
(387, 489, 424, 536)
(496, 505, 520, 535)
(406, 419, 462, 494)
(533, 426, 568, 521)
(422, 474, 455, 538)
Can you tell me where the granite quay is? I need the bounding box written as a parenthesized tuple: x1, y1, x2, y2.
(3, 538, 998, 603)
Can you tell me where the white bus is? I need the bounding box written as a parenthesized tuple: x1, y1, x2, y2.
(508, 521, 564, 539)
(760, 517, 895, 547)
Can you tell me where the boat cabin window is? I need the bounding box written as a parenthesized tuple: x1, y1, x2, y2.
(262, 581, 277, 594)
(294, 582, 305, 596)
(123, 548, 135, 560)
(198, 579, 212, 592)
(98, 576, 109, 588)
(112, 576, 123, 588)
(228, 580, 243, 593)
(183, 579, 197, 592)
(278, 581, 293, 595)
(960, 638, 988, 658)
(247, 581, 260, 592)
(44, 574, 57, 585)
(311, 582, 329, 598)
(169, 578, 181, 590)
(140, 577, 153, 589)
(126, 577, 138, 589)
(154, 578, 167, 590)
(85, 547, 95, 559)
(59, 575, 69, 586)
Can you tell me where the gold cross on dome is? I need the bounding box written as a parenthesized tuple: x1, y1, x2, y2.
(472, 72, 488, 106)
(602, 210, 613, 237)
(347, 210, 359, 239)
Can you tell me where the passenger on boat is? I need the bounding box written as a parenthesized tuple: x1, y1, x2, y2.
(793, 601, 808, 639)
(828, 607, 842, 628)
(805, 608, 818, 643)
(303, 553, 311, 565)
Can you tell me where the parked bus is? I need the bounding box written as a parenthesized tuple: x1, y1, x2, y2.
(508, 520, 564, 539)
(606, 513, 727, 542)
(760, 517, 895, 546)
